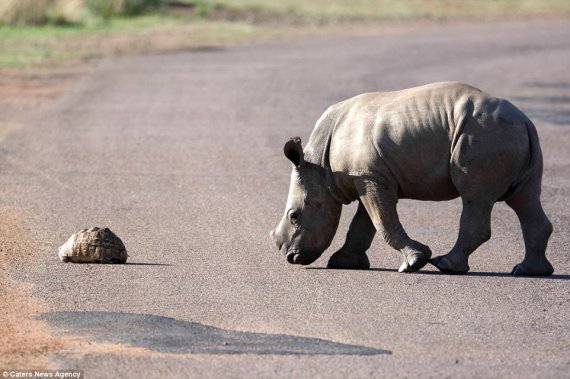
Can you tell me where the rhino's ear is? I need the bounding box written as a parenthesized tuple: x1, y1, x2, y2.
(284, 137, 304, 167)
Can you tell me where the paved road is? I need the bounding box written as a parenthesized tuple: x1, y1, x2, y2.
(3, 20, 570, 378)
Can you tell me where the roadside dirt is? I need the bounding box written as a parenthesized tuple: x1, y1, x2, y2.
(0, 67, 81, 113)
(0, 208, 67, 368)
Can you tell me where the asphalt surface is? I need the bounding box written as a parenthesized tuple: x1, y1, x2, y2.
(3, 20, 570, 378)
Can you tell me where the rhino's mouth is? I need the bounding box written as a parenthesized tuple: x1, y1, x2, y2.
(283, 247, 318, 266)
(280, 244, 301, 264)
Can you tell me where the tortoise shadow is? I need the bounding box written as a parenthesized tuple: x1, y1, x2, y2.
(125, 262, 174, 266)
(305, 267, 570, 280)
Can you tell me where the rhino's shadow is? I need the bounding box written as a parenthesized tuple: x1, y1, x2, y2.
(306, 267, 570, 280)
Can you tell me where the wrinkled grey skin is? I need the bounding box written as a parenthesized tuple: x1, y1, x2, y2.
(271, 82, 554, 276)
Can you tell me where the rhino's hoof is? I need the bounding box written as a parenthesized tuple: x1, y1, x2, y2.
(511, 259, 554, 276)
(429, 255, 469, 275)
(398, 261, 411, 273)
(327, 250, 370, 270)
(398, 249, 431, 273)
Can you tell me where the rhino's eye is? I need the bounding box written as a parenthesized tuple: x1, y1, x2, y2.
(288, 209, 301, 225)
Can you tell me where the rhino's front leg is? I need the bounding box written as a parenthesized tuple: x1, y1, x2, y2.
(327, 202, 375, 269)
(355, 177, 431, 273)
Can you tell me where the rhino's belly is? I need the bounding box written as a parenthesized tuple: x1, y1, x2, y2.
(375, 129, 459, 201)
(393, 156, 459, 201)
(398, 174, 459, 201)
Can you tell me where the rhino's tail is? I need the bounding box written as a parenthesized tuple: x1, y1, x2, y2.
(498, 118, 543, 202)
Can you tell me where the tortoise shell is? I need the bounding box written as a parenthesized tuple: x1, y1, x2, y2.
(59, 227, 128, 263)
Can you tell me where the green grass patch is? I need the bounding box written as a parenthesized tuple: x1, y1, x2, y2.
(0, 15, 255, 68)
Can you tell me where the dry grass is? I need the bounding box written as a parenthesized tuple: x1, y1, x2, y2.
(0, 0, 54, 26)
(3, 0, 570, 27)
(0, 0, 92, 25)
(51, 0, 91, 24)
(0, 0, 162, 26)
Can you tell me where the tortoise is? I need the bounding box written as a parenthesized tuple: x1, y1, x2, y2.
(59, 227, 128, 263)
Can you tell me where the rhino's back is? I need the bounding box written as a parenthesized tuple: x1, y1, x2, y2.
(327, 82, 525, 200)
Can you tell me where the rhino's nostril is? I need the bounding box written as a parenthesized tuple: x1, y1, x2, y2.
(286, 251, 296, 264)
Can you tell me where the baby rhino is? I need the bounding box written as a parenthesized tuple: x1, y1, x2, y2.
(270, 82, 554, 276)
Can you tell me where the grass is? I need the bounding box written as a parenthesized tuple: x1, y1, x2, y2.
(0, 15, 256, 68)
(208, 0, 570, 20)
(1, 0, 570, 69)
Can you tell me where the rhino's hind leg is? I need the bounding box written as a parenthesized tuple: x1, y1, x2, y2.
(355, 178, 431, 273)
(327, 202, 374, 270)
(430, 200, 493, 274)
(507, 196, 554, 276)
